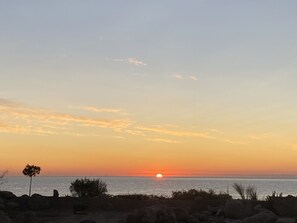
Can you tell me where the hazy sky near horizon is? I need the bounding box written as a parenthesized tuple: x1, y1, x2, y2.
(1, 1, 297, 176)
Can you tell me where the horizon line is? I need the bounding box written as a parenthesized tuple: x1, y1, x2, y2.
(6, 175, 297, 179)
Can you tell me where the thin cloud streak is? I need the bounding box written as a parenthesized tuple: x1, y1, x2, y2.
(74, 106, 125, 114)
(189, 76, 198, 81)
(127, 58, 147, 66)
(222, 139, 249, 145)
(173, 74, 198, 81)
(1, 99, 220, 142)
(0, 98, 132, 135)
(149, 138, 183, 144)
(174, 74, 183, 80)
(106, 57, 147, 66)
(136, 126, 214, 139)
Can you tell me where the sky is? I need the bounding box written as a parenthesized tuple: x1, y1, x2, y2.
(1, 1, 297, 177)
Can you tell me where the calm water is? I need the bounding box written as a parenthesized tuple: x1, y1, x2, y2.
(2, 176, 297, 199)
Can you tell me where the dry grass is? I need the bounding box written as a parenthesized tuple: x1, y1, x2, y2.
(232, 183, 258, 200)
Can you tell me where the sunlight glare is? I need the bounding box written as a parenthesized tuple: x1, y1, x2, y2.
(156, 173, 163, 178)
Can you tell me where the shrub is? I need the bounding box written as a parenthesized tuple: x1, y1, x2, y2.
(265, 191, 282, 201)
(246, 185, 257, 200)
(113, 194, 167, 200)
(171, 189, 231, 200)
(265, 191, 282, 209)
(70, 178, 107, 197)
(232, 183, 258, 200)
(233, 183, 245, 200)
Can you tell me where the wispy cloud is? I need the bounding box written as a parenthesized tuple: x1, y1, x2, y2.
(124, 129, 146, 137)
(189, 76, 198, 81)
(136, 125, 214, 139)
(222, 139, 249, 145)
(1, 99, 221, 143)
(73, 106, 125, 114)
(207, 129, 222, 134)
(127, 58, 147, 66)
(106, 57, 147, 66)
(0, 99, 132, 135)
(149, 138, 183, 144)
(247, 133, 271, 140)
(174, 74, 183, 80)
(173, 74, 198, 81)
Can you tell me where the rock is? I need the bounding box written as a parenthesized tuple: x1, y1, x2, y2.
(192, 213, 209, 222)
(155, 208, 177, 223)
(214, 218, 226, 223)
(223, 200, 245, 219)
(271, 197, 297, 216)
(12, 213, 24, 223)
(208, 205, 224, 216)
(0, 210, 11, 223)
(12, 212, 37, 223)
(28, 194, 50, 210)
(24, 211, 37, 223)
(0, 191, 17, 200)
(0, 198, 4, 210)
(254, 204, 262, 211)
(126, 207, 155, 223)
(224, 220, 242, 223)
(172, 208, 188, 221)
(173, 208, 199, 223)
(243, 211, 277, 223)
(53, 189, 59, 198)
(6, 201, 20, 209)
(277, 218, 296, 223)
(16, 195, 30, 209)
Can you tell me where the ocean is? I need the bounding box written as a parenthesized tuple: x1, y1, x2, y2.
(2, 176, 297, 199)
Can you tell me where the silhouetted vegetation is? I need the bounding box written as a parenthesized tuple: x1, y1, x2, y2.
(113, 194, 168, 200)
(22, 164, 41, 196)
(233, 183, 258, 200)
(265, 191, 283, 210)
(0, 170, 7, 187)
(171, 189, 231, 200)
(70, 178, 107, 197)
(265, 191, 283, 201)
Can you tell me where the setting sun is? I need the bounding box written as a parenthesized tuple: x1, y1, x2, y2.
(156, 173, 163, 178)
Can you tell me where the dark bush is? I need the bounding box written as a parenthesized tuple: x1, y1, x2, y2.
(171, 189, 231, 200)
(113, 194, 167, 200)
(70, 178, 107, 197)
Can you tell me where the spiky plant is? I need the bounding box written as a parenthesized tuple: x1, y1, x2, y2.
(232, 183, 246, 200)
(246, 185, 257, 200)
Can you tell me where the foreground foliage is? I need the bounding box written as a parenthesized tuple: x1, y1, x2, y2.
(171, 189, 231, 200)
(113, 193, 167, 200)
(233, 183, 258, 200)
(70, 178, 107, 197)
(0, 170, 7, 188)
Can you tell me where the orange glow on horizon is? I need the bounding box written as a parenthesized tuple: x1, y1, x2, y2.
(156, 173, 163, 178)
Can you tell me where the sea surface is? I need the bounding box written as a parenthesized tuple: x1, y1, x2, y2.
(2, 176, 297, 199)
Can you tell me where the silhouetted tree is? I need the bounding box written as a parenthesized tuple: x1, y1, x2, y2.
(22, 164, 41, 196)
(70, 178, 107, 197)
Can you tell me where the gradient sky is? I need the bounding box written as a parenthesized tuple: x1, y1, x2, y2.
(1, 1, 297, 177)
